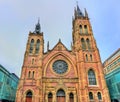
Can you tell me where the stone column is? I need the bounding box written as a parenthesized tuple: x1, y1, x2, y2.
(66, 92, 69, 102)
(53, 92, 56, 102)
(45, 93, 48, 102)
(74, 93, 77, 102)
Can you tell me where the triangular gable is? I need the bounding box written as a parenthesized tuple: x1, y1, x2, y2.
(51, 40, 68, 51)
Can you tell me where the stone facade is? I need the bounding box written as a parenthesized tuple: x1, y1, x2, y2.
(15, 5, 110, 102)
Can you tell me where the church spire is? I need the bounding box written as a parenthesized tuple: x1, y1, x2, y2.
(74, 2, 84, 18)
(34, 19, 41, 34)
(47, 41, 49, 51)
(85, 8, 88, 18)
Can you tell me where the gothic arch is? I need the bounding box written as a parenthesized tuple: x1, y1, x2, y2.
(87, 68, 98, 85)
(56, 89, 66, 102)
(24, 89, 34, 102)
(81, 38, 86, 50)
(86, 38, 91, 49)
(48, 92, 53, 102)
(43, 52, 77, 77)
(35, 39, 40, 54)
(29, 39, 34, 53)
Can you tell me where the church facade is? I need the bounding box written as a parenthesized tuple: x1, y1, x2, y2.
(16, 5, 110, 102)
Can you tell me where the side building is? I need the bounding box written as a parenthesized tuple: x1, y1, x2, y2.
(0, 64, 19, 102)
(103, 48, 120, 102)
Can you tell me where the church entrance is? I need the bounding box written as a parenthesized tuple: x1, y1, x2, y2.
(57, 89, 65, 102)
(26, 91, 32, 102)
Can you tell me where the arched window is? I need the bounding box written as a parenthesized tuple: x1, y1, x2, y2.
(79, 25, 82, 34)
(29, 39, 34, 53)
(88, 69, 96, 85)
(26, 91, 32, 102)
(28, 71, 31, 78)
(32, 59, 34, 64)
(57, 89, 65, 102)
(89, 92, 93, 100)
(81, 38, 86, 50)
(48, 92, 53, 102)
(84, 25, 88, 34)
(32, 71, 34, 78)
(97, 92, 102, 100)
(90, 54, 92, 61)
(69, 93, 74, 102)
(86, 54, 88, 61)
(35, 39, 40, 54)
(86, 38, 91, 50)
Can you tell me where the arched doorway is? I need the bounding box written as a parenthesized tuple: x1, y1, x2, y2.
(48, 92, 53, 102)
(69, 93, 74, 102)
(26, 91, 32, 102)
(57, 89, 65, 102)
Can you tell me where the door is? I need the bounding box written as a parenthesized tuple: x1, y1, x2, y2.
(57, 89, 65, 102)
(26, 91, 32, 102)
(26, 97, 32, 102)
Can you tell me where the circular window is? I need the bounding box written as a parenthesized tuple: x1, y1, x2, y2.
(52, 60, 68, 74)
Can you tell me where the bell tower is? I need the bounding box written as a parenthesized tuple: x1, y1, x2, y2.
(72, 4, 110, 102)
(16, 20, 44, 102)
(72, 5, 97, 52)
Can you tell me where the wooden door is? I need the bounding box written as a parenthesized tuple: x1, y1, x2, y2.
(57, 96, 65, 102)
(26, 97, 32, 102)
(57, 89, 65, 102)
(48, 97, 52, 102)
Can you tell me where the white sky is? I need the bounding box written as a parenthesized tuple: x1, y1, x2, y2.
(0, 0, 120, 77)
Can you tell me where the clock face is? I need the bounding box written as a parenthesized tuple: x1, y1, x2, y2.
(52, 60, 68, 74)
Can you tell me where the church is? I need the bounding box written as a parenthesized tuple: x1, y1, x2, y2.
(15, 5, 110, 102)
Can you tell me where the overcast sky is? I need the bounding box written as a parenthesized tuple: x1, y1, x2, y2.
(0, 0, 120, 77)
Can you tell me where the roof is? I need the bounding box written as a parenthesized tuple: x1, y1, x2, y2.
(0, 64, 19, 79)
(103, 48, 120, 65)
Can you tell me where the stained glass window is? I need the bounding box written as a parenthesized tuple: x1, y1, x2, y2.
(52, 60, 68, 74)
(88, 69, 96, 85)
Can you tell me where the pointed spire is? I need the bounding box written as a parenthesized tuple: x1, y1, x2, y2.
(85, 8, 88, 18)
(34, 18, 41, 34)
(47, 41, 49, 51)
(75, 2, 84, 17)
(59, 38, 61, 42)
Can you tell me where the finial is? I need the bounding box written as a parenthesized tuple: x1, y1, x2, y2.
(59, 38, 61, 42)
(47, 41, 49, 51)
(34, 18, 41, 34)
(85, 8, 88, 18)
(76, 1, 78, 6)
(75, 2, 84, 18)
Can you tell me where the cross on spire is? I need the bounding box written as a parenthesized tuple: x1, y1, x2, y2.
(34, 18, 41, 34)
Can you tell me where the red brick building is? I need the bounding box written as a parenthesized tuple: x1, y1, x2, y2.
(16, 5, 110, 102)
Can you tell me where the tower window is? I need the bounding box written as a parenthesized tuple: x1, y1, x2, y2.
(88, 69, 96, 85)
(32, 59, 34, 64)
(28, 71, 31, 78)
(86, 38, 91, 50)
(84, 25, 88, 34)
(97, 92, 102, 100)
(89, 92, 93, 100)
(35, 39, 40, 54)
(81, 38, 86, 50)
(90, 54, 93, 61)
(29, 39, 34, 53)
(32, 71, 34, 78)
(79, 25, 82, 34)
(86, 54, 88, 61)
